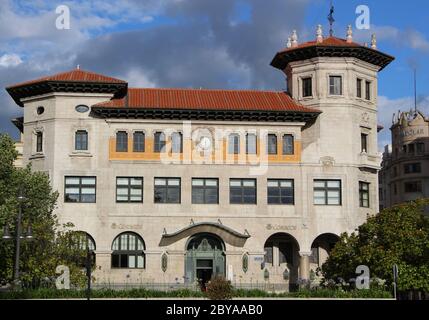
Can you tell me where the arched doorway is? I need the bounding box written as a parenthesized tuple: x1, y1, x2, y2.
(263, 233, 300, 290)
(185, 233, 225, 288)
(310, 233, 340, 268)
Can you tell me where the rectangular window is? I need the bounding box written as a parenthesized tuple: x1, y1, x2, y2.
(154, 132, 166, 153)
(357, 79, 362, 98)
(267, 134, 278, 155)
(228, 134, 240, 154)
(36, 131, 43, 153)
(359, 182, 370, 208)
(302, 77, 312, 97)
(267, 179, 294, 205)
(365, 81, 371, 100)
(246, 134, 257, 155)
(133, 132, 145, 152)
(314, 180, 342, 205)
(404, 163, 422, 174)
(154, 178, 181, 203)
(404, 181, 422, 193)
(416, 143, 425, 154)
(408, 144, 415, 154)
(116, 177, 143, 203)
(116, 131, 128, 152)
(192, 178, 219, 204)
(230, 179, 257, 204)
(171, 132, 183, 153)
(329, 76, 342, 95)
(65, 176, 96, 203)
(75, 130, 88, 151)
(283, 134, 294, 155)
(361, 133, 368, 153)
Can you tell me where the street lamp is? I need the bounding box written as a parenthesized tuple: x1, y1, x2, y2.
(1, 188, 33, 287)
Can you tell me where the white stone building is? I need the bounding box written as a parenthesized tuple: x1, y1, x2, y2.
(7, 27, 394, 290)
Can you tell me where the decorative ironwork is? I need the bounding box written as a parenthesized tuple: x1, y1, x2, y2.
(242, 253, 249, 273)
(161, 253, 168, 273)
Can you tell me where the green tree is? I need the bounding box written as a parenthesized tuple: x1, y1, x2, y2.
(0, 133, 87, 288)
(322, 199, 429, 292)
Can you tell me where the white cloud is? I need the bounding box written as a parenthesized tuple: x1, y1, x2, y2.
(0, 53, 23, 67)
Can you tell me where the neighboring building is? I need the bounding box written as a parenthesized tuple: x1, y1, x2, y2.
(11, 117, 24, 168)
(7, 25, 393, 290)
(379, 110, 429, 210)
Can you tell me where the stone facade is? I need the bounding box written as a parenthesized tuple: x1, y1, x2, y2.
(7, 29, 393, 290)
(379, 110, 429, 210)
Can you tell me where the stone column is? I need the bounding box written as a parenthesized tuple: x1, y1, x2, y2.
(299, 251, 311, 282)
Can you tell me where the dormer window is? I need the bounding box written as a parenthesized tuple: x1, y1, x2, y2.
(302, 77, 312, 97)
(329, 76, 342, 95)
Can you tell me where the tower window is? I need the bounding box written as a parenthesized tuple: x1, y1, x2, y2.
(302, 77, 312, 97)
(329, 76, 342, 95)
(361, 133, 368, 153)
(365, 81, 371, 100)
(357, 79, 362, 98)
(36, 131, 43, 153)
(75, 130, 88, 151)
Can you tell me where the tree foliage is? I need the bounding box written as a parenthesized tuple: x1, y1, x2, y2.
(0, 133, 87, 288)
(322, 199, 429, 292)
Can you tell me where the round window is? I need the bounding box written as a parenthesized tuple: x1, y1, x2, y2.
(36, 106, 45, 115)
(75, 105, 89, 113)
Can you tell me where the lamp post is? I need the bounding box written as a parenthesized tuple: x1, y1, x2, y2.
(1, 188, 33, 288)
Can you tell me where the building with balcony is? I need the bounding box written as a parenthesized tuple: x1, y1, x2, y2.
(6, 25, 393, 290)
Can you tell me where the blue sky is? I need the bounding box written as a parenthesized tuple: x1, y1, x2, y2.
(0, 0, 428, 150)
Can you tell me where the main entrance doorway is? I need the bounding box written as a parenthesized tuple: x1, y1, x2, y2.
(185, 233, 225, 289)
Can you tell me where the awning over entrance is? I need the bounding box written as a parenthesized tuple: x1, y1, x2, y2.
(159, 222, 250, 247)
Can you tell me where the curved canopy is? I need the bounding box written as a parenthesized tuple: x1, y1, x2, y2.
(160, 222, 250, 247)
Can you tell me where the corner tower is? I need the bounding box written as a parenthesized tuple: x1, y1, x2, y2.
(271, 26, 394, 168)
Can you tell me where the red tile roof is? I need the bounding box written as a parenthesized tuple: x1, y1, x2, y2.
(279, 36, 362, 53)
(93, 88, 320, 113)
(7, 68, 126, 89)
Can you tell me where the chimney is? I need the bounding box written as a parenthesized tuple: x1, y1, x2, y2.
(346, 25, 353, 43)
(316, 25, 323, 43)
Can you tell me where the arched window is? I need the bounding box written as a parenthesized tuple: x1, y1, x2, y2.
(111, 232, 145, 269)
(116, 131, 128, 152)
(154, 132, 166, 153)
(70, 231, 96, 267)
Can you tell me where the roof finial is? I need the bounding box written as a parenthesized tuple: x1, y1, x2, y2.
(77, 64, 80, 70)
(316, 24, 323, 43)
(328, 0, 335, 37)
(346, 25, 353, 43)
(371, 34, 377, 49)
(291, 30, 298, 48)
(286, 37, 292, 48)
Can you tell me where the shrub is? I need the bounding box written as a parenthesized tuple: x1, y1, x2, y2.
(205, 276, 233, 300)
